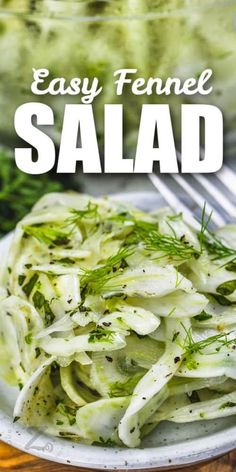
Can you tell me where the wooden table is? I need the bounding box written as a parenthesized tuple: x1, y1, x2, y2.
(0, 442, 235, 472)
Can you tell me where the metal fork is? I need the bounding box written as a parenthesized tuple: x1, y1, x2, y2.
(148, 154, 236, 230)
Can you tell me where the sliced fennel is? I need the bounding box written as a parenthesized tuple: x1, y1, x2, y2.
(0, 192, 236, 448)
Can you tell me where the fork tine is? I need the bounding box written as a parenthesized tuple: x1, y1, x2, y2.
(148, 173, 200, 230)
(171, 175, 226, 226)
(176, 150, 236, 220)
(193, 174, 236, 218)
(217, 166, 236, 198)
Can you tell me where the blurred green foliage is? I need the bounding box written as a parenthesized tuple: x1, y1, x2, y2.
(0, 148, 65, 236)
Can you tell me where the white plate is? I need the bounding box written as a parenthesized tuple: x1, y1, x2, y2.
(0, 191, 235, 470)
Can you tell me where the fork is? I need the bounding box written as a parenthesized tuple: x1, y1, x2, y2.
(148, 153, 236, 230)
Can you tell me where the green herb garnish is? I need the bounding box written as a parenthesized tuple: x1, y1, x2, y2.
(44, 301, 55, 326)
(219, 401, 236, 409)
(216, 280, 236, 296)
(32, 290, 55, 326)
(67, 202, 99, 227)
(57, 403, 76, 426)
(182, 326, 236, 370)
(18, 274, 26, 286)
(80, 246, 133, 296)
(58, 258, 75, 265)
(22, 274, 39, 297)
(209, 293, 236, 306)
(88, 328, 114, 343)
(33, 290, 45, 309)
(194, 311, 213, 322)
(24, 333, 32, 344)
(198, 204, 236, 260)
(35, 347, 41, 358)
(225, 260, 236, 272)
(23, 224, 70, 247)
(109, 373, 143, 397)
(112, 214, 199, 261)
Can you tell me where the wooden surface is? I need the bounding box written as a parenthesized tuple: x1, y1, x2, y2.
(0, 441, 235, 471)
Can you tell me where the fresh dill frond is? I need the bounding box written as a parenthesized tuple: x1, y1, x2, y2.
(67, 202, 99, 228)
(109, 373, 143, 397)
(23, 224, 71, 247)
(111, 213, 199, 261)
(198, 203, 236, 260)
(200, 232, 236, 260)
(80, 246, 134, 296)
(181, 324, 236, 370)
(198, 203, 213, 252)
(137, 227, 200, 261)
(0, 148, 64, 237)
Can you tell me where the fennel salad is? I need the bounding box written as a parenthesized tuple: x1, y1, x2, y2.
(0, 192, 236, 448)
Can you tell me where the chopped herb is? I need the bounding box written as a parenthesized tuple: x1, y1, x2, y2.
(22, 274, 39, 297)
(59, 258, 75, 265)
(88, 328, 114, 344)
(194, 311, 213, 322)
(209, 293, 236, 306)
(216, 280, 236, 296)
(225, 260, 236, 272)
(35, 347, 41, 358)
(109, 373, 143, 397)
(44, 301, 55, 326)
(98, 437, 116, 446)
(32, 290, 45, 309)
(18, 275, 26, 286)
(24, 333, 32, 345)
(57, 403, 76, 426)
(32, 290, 55, 326)
(219, 401, 236, 409)
(18, 382, 23, 391)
